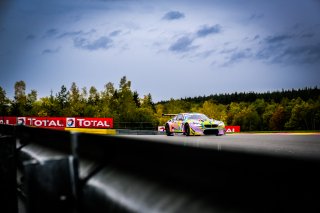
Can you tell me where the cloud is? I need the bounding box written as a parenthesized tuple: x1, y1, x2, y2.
(166, 23, 222, 56)
(264, 34, 294, 44)
(300, 33, 315, 38)
(26, 34, 36, 40)
(256, 45, 282, 61)
(42, 47, 60, 55)
(220, 33, 319, 66)
(167, 24, 221, 54)
(243, 35, 260, 42)
(196, 25, 221, 37)
(43, 28, 59, 38)
(169, 36, 196, 52)
(109, 30, 121, 37)
(275, 43, 320, 64)
(58, 31, 83, 38)
(195, 50, 215, 58)
(223, 48, 252, 66)
(58, 29, 96, 39)
(249, 13, 264, 21)
(162, 11, 185, 20)
(230, 49, 252, 60)
(255, 34, 295, 61)
(255, 33, 320, 64)
(73, 36, 113, 50)
(56, 30, 114, 51)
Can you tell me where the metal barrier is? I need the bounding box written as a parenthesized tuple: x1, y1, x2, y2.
(0, 134, 17, 213)
(1, 125, 320, 213)
(116, 129, 165, 135)
(113, 122, 157, 130)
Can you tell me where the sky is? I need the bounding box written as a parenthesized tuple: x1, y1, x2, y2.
(1, 0, 320, 102)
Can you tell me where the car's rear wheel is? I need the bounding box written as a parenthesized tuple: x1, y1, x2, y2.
(165, 124, 173, 136)
(184, 123, 190, 136)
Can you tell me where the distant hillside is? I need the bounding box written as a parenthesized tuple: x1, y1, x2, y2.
(158, 87, 320, 105)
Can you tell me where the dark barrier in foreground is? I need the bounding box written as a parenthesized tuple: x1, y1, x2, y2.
(1, 125, 320, 213)
(0, 135, 17, 213)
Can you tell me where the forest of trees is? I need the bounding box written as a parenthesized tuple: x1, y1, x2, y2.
(1, 77, 320, 131)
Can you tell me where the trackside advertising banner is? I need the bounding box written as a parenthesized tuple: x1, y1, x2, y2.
(225, 126, 240, 133)
(0, 116, 113, 129)
(0, 116, 17, 125)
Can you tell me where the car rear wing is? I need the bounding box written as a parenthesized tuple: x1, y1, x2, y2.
(162, 114, 177, 117)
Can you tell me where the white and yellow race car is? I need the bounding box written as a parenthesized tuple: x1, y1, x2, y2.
(163, 113, 226, 136)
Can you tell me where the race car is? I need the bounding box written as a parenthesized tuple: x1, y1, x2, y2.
(163, 113, 226, 136)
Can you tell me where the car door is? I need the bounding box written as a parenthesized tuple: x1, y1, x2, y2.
(174, 114, 184, 132)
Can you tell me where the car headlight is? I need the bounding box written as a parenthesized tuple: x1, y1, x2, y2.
(218, 122, 225, 127)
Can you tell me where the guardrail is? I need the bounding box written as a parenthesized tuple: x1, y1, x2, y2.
(1, 124, 320, 213)
(113, 122, 157, 130)
(0, 133, 16, 213)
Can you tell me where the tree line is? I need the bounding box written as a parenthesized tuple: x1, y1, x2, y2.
(1, 77, 319, 131)
(169, 87, 320, 105)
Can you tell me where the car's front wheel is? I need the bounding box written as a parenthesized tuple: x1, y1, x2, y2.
(216, 129, 226, 136)
(165, 124, 173, 136)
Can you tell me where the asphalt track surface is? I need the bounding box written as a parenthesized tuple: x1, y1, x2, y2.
(121, 133, 320, 160)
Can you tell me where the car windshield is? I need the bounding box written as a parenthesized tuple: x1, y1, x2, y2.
(186, 114, 209, 120)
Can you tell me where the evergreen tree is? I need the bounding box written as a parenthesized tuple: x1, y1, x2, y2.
(25, 89, 38, 116)
(12, 81, 27, 115)
(117, 76, 136, 121)
(0, 86, 10, 115)
(56, 85, 69, 116)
